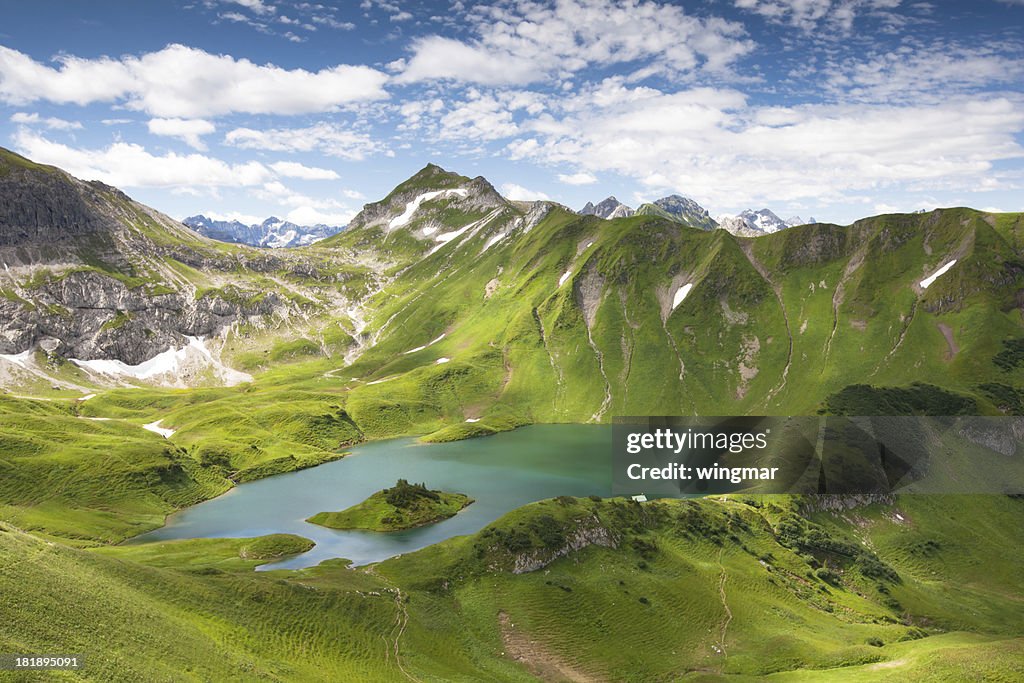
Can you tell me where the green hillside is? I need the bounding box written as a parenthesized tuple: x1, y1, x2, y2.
(2, 156, 1023, 680)
(2, 493, 1021, 681)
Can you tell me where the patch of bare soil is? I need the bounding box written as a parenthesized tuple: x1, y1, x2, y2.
(498, 611, 600, 683)
(937, 322, 959, 360)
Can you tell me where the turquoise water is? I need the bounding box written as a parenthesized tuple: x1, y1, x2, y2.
(134, 425, 612, 569)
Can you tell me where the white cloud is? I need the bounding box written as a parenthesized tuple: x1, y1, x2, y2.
(9, 111, 82, 130)
(251, 180, 356, 225)
(0, 46, 134, 106)
(196, 210, 265, 225)
(558, 171, 598, 185)
(501, 183, 551, 201)
(825, 43, 1024, 103)
(13, 129, 272, 189)
(0, 44, 388, 117)
(310, 15, 356, 30)
(505, 82, 1024, 207)
(269, 160, 340, 180)
(147, 118, 216, 150)
(396, 0, 753, 85)
(438, 93, 521, 140)
(733, 0, 903, 32)
(224, 122, 386, 160)
(285, 205, 353, 226)
(223, 0, 276, 15)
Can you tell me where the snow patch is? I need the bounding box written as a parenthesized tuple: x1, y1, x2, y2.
(71, 337, 251, 387)
(264, 228, 298, 249)
(403, 333, 445, 355)
(79, 393, 96, 401)
(671, 283, 693, 310)
(0, 350, 33, 368)
(920, 260, 956, 289)
(143, 419, 175, 438)
(482, 231, 507, 252)
(465, 418, 480, 423)
(428, 208, 502, 256)
(389, 188, 468, 230)
(435, 357, 450, 364)
(558, 270, 573, 287)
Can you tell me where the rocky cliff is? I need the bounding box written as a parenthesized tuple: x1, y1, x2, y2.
(0, 147, 325, 375)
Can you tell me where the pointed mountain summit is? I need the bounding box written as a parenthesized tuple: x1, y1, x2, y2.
(579, 196, 635, 219)
(342, 163, 507, 236)
(634, 194, 718, 230)
(739, 208, 789, 233)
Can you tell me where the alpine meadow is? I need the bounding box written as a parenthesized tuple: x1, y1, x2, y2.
(2, 0, 1024, 681)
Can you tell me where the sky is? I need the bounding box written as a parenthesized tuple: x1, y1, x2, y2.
(0, 0, 1022, 227)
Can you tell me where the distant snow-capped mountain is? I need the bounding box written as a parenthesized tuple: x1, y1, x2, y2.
(183, 215, 345, 248)
(716, 209, 816, 236)
(579, 196, 635, 219)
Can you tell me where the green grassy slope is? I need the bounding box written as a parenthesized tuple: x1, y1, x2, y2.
(2, 493, 1020, 681)
(372, 494, 1024, 681)
(0, 396, 230, 545)
(310, 204, 1024, 436)
(0, 525, 404, 682)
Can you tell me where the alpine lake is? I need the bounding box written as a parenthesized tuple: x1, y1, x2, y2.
(133, 425, 613, 569)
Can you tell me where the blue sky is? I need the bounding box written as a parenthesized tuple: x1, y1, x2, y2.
(1, 0, 1022, 226)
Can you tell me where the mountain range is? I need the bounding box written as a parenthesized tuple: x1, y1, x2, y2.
(182, 214, 344, 248)
(2, 146, 1021, 419)
(580, 195, 813, 235)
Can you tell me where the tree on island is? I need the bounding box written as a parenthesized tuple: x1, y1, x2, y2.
(384, 479, 441, 508)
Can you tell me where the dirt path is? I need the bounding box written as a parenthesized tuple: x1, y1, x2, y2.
(717, 547, 733, 661)
(364, 567, 421, 683)
(498, 611, 598, 683)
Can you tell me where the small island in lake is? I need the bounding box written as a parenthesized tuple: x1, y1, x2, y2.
(306, 479, 474, 531)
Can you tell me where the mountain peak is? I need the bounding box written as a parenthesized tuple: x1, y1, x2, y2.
(579, 196, 634, 219)
(634, 194, 717, 230)
(716, 208, 815, 236)
(345, 164, 506, 235)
